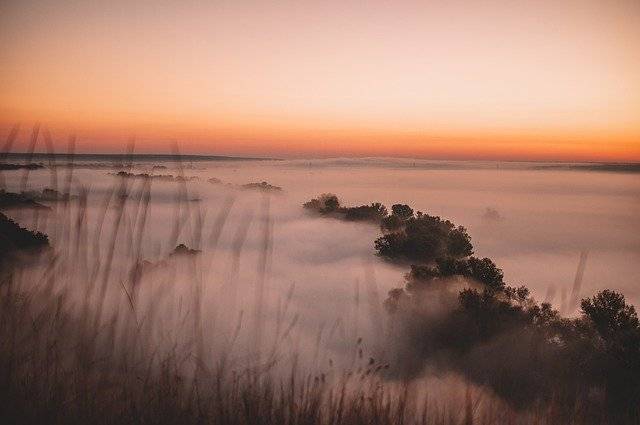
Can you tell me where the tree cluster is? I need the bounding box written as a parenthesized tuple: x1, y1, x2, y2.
(303, 194, 388, 223)
(0, 212, 49, 266)
(303, 195, 640, 419)
(376, 206, 472, 263)
(380, 204, 640, 420)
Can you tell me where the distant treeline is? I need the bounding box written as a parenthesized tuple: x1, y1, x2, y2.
(0, 163, 44, 171)
(2, 152, 276, 162)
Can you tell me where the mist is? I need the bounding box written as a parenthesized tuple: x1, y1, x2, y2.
(2, 155, 639, 422)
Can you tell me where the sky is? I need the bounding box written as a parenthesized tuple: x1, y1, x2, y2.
(1, 0, 639, 160)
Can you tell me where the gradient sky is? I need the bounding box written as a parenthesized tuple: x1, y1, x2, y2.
(1, 0, 639, 160)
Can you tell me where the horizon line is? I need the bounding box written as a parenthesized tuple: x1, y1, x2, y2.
(3, 151, 640, 166)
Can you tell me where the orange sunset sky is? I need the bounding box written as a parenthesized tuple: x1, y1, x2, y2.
(1, 0, 639, 160)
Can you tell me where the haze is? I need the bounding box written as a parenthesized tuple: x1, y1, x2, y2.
(6, 159, 639, 355)
(1, 0, 639, 160)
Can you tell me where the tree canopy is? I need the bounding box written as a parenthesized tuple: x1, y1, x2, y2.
(376, 211, 473, 263)
(303, 194, 388, 223)
(302, 194, 640, 418)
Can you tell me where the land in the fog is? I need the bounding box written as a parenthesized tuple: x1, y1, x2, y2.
(1, 154, 639, 424)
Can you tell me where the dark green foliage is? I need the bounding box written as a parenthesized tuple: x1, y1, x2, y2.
(404, 257, 504, 292)
(343, 202, 388, 222)
(375, 213, 473, 263)
(380, 214, 403, 232)
(372, 198, 640, 419)
(323, 195, 340, 212)
(303, 194, 640, 419)
(466, 257, 504, 291)
(446, 226, 473, 258)
(386, 254, 640, 419)
(303, 193, 341, 214)
(581, 290, 639, 339)
(580, 291, 640, 411)
(303, 195, 387, 223)
(0, 212, 49, 263)
(381, 204, 413, 231)
(391, 204, 413, 220)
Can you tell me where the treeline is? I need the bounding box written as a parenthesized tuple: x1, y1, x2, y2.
(304, 194, 472, 263)
(111, 171, 199, 182)
(304, 194, 640, 422)
(303, 193, 388, 222)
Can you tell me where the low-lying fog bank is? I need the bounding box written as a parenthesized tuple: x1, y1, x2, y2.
(1, 156, 639, 422)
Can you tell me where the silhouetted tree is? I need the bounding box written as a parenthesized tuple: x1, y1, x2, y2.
(380, 214, 403, 232)
(375, 213, 473, 263)
(303, 193, 341, 214)
(304, 195, 388, 223)
(580, 290, 640, 416)
(381, 204, 414, 232)
(391, 204, 414, 220)
(343, 202, 388, 222)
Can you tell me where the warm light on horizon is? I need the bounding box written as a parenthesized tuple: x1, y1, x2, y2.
(1, 0, 639, 161)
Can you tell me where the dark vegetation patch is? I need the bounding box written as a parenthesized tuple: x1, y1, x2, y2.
(0, 212, 49, 265)
(303, 195, 471, 262)
(0, 190, 50, 210)
(0, 163, 44, 171)
(170, 243, 201, 256)
(111, 171, 199, 182)
(304, 195, 640, 421)
(303, 193, 388, 223)
(241, 181, 283, 192)
(376, 206, 472, 263)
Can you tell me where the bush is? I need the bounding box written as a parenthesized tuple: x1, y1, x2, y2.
(0, 212, 49, 265)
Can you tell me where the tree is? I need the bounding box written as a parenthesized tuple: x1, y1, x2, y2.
(381, 214, 403, 232)
(447, 226, 473, 258)
(323, 195, 340, 213)
(581, 290, 639, 339)
(580, 290, 640, 415)
(375, 214, 474, 263)
(343, 202, 388, 222)
(303, 193, 341, 214)
(467, 257, 504, 291)
(391, 204, 414, 220)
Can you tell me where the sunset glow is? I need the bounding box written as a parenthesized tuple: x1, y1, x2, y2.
(1, 0, 639, 160)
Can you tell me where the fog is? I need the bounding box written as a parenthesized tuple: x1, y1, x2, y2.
(2, 157, 639, 388)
